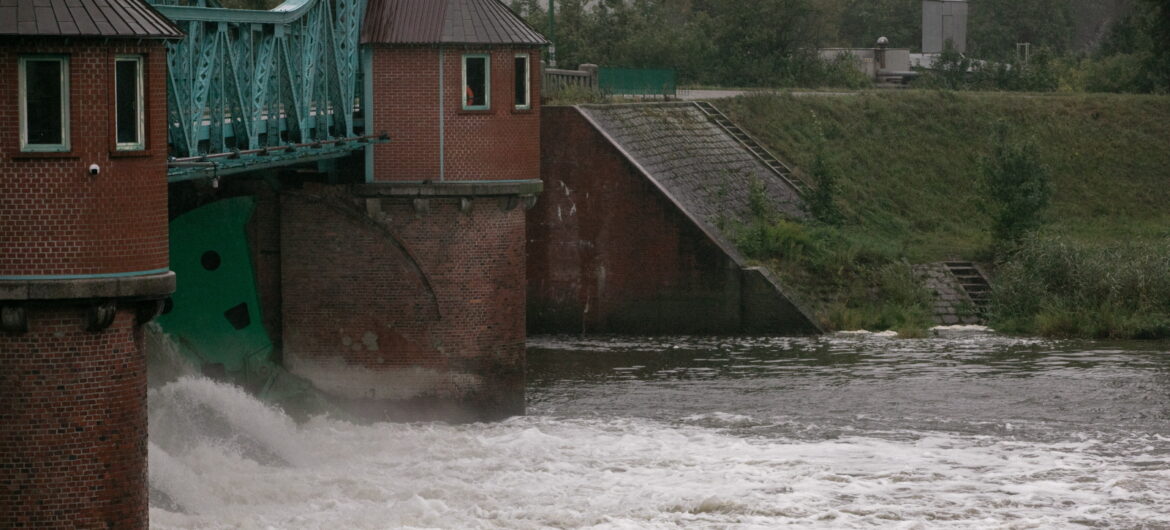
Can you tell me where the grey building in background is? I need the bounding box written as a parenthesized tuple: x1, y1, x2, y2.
(922, 0, 969, 53)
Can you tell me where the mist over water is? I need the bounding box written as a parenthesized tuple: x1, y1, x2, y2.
(147, 328, 1170, 528)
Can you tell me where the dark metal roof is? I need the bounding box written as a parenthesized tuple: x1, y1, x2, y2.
(0, 0, 184, 39)
(362, 0, 548, 46)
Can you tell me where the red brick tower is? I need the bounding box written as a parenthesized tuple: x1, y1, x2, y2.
(0, 3, 181, 527)
(279, 0, 546, 420)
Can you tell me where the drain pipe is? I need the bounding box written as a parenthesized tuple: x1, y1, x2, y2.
(439, 45, 446, 182)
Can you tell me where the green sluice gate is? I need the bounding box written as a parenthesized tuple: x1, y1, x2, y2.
(157, 197, 325, 412)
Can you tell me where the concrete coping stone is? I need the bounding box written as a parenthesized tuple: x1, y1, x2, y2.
(0, 271, 176, 302)
(352, 179, 544, 198)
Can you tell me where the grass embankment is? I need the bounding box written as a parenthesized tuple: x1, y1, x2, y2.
(718, 91, 1170, 338)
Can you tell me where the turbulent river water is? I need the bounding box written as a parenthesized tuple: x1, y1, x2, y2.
(147, 328, 1170, 528)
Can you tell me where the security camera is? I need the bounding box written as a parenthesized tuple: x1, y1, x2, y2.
(88, 164, 100, 176)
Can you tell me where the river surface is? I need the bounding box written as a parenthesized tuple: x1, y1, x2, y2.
(148, 328, 1170, 528)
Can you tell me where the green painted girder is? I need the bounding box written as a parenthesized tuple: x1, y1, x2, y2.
(167, 142, 366, 181)
(151, 0, 365, 170)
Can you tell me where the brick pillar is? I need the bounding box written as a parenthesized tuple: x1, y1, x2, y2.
(280, 182, 539, 421)
(0, 41, 174, 528)
(0, 287, 173, 530)
(0, 308, 150, 528)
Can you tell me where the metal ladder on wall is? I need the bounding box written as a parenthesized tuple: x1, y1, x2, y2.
(693, 101, 809, 196)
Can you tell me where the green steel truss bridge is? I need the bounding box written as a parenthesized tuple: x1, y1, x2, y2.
(148, 0, 383, 182)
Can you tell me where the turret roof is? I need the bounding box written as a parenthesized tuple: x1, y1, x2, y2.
(0, 0, 183, 39)
(362, 0, 547, 46)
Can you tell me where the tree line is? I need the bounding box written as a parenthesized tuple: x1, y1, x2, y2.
(511, 0, 1169, 92)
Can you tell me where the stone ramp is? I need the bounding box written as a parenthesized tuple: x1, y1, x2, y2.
(528, 103, 820, 334)
(578, 103, 806, 232)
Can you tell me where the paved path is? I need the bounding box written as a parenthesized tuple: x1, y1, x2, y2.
(676, 88, 861, 100)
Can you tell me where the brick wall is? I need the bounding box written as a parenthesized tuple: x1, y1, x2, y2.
(0, 308, 148, 528)
(0, 40, 169, 277)
(280, 185, 526, 421)
(371, 46, 541, 182)
(528, 106, 746, 333)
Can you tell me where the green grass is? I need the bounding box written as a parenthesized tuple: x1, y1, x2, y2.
(718, 90, 1170, 336)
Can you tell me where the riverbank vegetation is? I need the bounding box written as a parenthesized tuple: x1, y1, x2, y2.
(718, 91, 1170, 338)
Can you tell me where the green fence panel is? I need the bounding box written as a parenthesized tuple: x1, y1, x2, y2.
(598, 67, 677, 96)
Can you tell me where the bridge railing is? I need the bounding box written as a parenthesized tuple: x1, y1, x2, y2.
(150, 0, 370, 180)
(542, 63, 679, 100)
(543, 63, 598, 93)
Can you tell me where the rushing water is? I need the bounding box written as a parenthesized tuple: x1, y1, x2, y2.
(148, 327, 1170, 528)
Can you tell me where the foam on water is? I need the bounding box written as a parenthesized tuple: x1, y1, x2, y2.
(147, 329, 1170, 528)
(148, 375, 1170, 529)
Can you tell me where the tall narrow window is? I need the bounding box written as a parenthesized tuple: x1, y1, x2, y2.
(19, 56, 70, 152)
(115, 55, 145, 150)
(463, 54, 490, 110)
(514, 54, 530, 109)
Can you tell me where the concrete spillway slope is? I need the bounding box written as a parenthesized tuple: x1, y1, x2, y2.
(529, 102, 821, 334)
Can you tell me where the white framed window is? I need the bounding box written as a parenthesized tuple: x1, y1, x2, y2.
(462, 54, 491, 110)
(19, 55, 70, 152)
(514, 53, 530, 109)
(115, 55, 145, 151)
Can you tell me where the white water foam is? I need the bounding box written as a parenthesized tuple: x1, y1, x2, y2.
(148, 375, 1170, 529)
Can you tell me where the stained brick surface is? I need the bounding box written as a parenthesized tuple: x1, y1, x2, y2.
(528, 106, 747, 333)
(0, 41, 170, 277)
(0, 308, 148, 529)
(274, 44, 540, 420)
(280, 186, 526, 420)
(370, 47, 541, 182)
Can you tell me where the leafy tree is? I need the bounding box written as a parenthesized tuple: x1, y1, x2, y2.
(1144, 0, 1170, 90)
(978, 124, 1051, 249)
(836, 0, 920, 50)
(807, 150, 842, 225)
(967, 0, 1074, 60)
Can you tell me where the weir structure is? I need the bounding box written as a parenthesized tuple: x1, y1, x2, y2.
(1, 0, 545, 526)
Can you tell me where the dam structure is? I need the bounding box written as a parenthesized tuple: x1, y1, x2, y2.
(1, 0, 545, 526)
(1, 0, 825, 526)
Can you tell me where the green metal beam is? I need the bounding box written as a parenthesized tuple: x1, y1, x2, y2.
(150, 0, 367, 181)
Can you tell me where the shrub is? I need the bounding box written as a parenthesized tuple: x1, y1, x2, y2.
(991, 235, 1170, 338)
(807, 150, 843, 225)
(978, 124, 1051, 250)
(736, 219, 813, 261)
